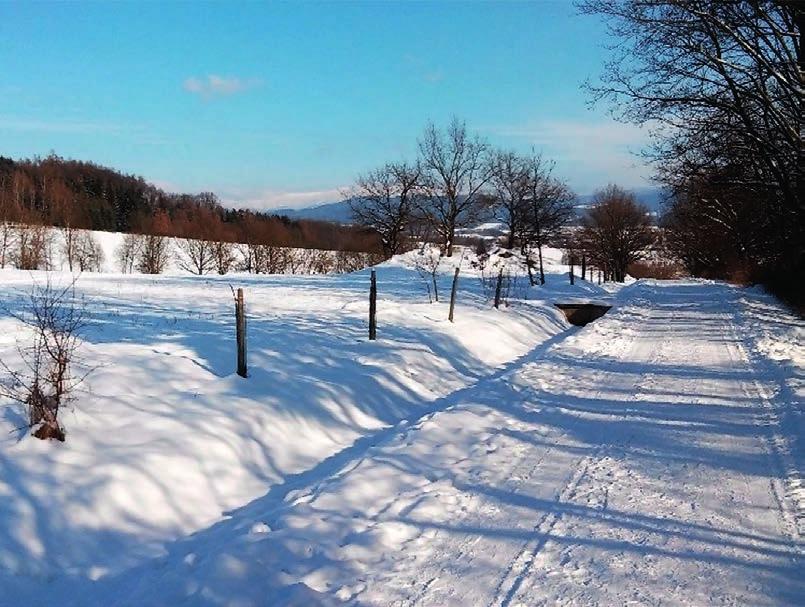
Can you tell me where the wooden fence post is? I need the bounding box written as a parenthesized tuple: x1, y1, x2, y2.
(569, 256, 575, 285)
(235, 288, 247, 378)
(581, 254, 586, 281)
(448, 267, 460, 322)
(369, 269, 377, 340)
(494, 268, 504, 309)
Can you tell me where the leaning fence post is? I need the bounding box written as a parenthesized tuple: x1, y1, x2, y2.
(494, 268, 504, 309)
(235, 288, 247, 378)
(448, 266, 460, 322)
(369, 269, 377, 340)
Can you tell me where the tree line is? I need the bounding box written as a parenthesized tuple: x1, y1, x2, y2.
(581, 0, 803, 305)
(0, 154, 381, 254)
(348, 118, 656, 284)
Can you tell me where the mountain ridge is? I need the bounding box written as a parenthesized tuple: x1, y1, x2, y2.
(271, 186, 667, 224)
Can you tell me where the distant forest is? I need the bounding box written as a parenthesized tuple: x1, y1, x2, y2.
(0, 154, 380, 253)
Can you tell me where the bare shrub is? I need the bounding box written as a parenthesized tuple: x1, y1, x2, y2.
(178, 238, 215, 275)
(411, 245, 442, 303)
(250, 244, 286, 274)
(285, 249, 303, 275)
(305, 249, 334, 274)
(236, 242, 256, 273)
(13, 224, 53, 270)
(61, 225, 79, 271)
(627, 261, 684, 280)
(137, 235, 172, 274)
(116, 234, 142, 273)
(0, 221, 16, 268)
(74, 232, 104, 272)
(0, 277, 89, 441)
(334, 250, 371, 274)
(211, 240, 236, 275)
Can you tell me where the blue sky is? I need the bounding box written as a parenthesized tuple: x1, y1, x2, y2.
(0, 1, 651, 209)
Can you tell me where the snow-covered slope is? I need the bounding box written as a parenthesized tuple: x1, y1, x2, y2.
(0, 248, 600, 603)
(0, 256, 801, 605)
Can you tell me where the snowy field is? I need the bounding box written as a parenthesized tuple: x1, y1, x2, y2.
(0, 246, 802, 605)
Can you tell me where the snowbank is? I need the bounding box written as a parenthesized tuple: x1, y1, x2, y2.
(0, 248, 609, 603)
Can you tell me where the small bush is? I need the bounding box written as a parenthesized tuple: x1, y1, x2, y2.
(627, 261, 684, 280)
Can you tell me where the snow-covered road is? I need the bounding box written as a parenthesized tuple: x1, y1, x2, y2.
(97, 280, 803, 606)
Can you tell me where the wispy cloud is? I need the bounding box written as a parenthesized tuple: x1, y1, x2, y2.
(0, 114, 170, 145)
(0, 115, 125, 134)
(486, 119, 655, 191)
(402, 54, 445, 85)
(220, 187, 345, 211)
(182, 75, 263, 98)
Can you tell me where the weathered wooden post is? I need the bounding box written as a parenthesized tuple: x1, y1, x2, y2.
(369, 269, 377, 340)
(569, 255, 575, 285)
(448, 267, 460, 322)
(494, 268, 504, 309)
(235, 288, 247, 378)
(581, 254, 586, 281)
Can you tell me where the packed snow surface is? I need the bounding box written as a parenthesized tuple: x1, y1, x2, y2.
(0, 250, 802, 605)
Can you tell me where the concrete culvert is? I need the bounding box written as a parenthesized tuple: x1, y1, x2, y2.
(554, 303, 612, 326)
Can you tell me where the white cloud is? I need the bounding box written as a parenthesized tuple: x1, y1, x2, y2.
(485, 119, 656, 192)
(219, 187, 346, 211)
(182, 75, 263, 98)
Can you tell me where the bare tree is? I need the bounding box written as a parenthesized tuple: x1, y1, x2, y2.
(518, 157, 575, 285)
(74, 232, 104, 272)
(137, 235, 172, 274)
(116, 233, 141, 273)
(577, 185, 655, 282)
(488, 150, 531, 249)
(0, 277, 89, 441)
(0, 220, 16, 268)
(61, 225, 79, 271)
(250, 244, 287, 274)
(178, 238, 215, 275)
(418, 118, 493, 256)
(580, 0, 803, 295)
(13, 224, 53, 270)
(349, 162, 421, 258)
(211, 240, 236, 275)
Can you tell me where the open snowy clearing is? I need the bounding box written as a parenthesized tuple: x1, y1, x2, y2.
(0, 252, 802, 605)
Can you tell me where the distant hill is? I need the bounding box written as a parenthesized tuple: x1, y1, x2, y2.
(272, 187, 667, 226)
(272, 200, 354, 223)
(575, 186, 666, 214)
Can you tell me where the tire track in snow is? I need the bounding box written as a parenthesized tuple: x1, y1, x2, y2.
(723, 299, 803, 545)
(488, 303, 664, 607)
